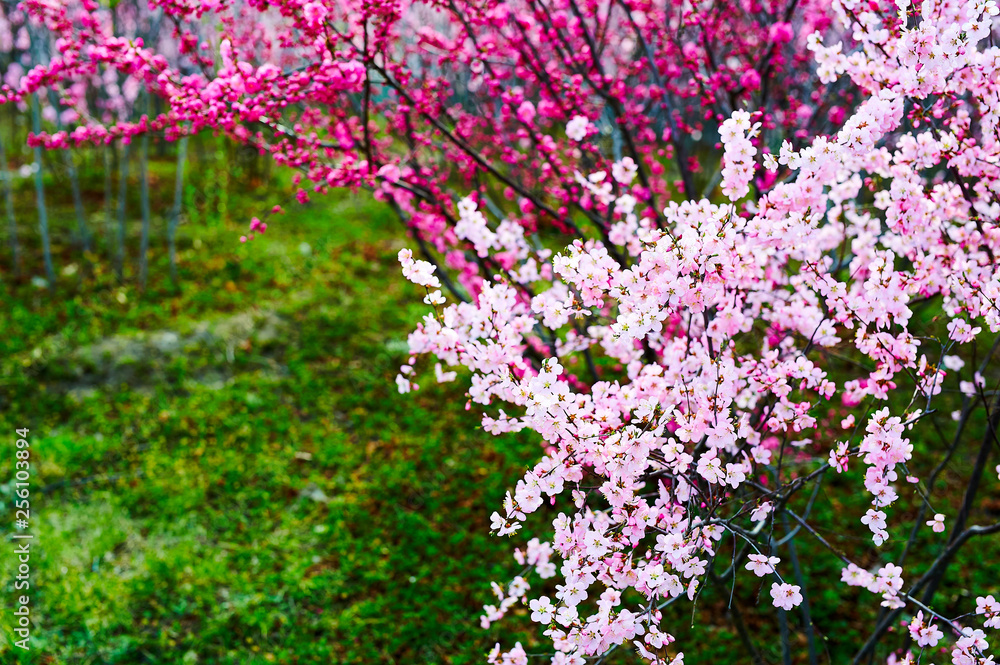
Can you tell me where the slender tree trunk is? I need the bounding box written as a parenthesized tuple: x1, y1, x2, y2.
(104, 145, 114, 258)
(49, 92, 90, 254)
(168, 136, 188, 283)
(0, 132, 19, 278)
(116, 142, 130, 281)
(27, 27, 56, 287)
(138, 124, 152, 289)
(65, 149, 89, 252)
(30, 94, 56, 288)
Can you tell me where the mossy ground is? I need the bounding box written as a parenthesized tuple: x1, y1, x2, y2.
(0, 150, 540, 663)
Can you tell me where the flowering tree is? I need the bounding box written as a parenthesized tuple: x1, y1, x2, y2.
(6, 0, 838, 283)
(395, 1, 1000, 663)
(0, 0, 184, 283)
(7, 0, 1000, 662)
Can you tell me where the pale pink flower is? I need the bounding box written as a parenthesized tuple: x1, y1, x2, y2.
(770, 583, 803, 610)
(926, 513, 946, 533)
(746, 554, 780, 577)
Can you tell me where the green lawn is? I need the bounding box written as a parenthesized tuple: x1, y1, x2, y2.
(0, 156, 541, 663)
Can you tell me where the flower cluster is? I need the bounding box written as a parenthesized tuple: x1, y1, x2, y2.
(719, 111, 760, 201)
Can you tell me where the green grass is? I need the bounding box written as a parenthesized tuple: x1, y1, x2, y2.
(0, 154, 542, 663)
(0, 145, 998, 665)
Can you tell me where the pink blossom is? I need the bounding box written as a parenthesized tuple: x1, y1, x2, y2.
(770, 583, 803, 610)
(926, 514, 946, 533)
(746, 554, 780, 577)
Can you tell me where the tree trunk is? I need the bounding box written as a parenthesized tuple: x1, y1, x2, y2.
(30, 94, 55, 288)
(104, 145, 114, 259)
(116, 142, 130, 281)
(49, 92, 90, 255)
(0, 131, 19, 278)
(138, 124, 152, 289)
(168, 137, 188, 283)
